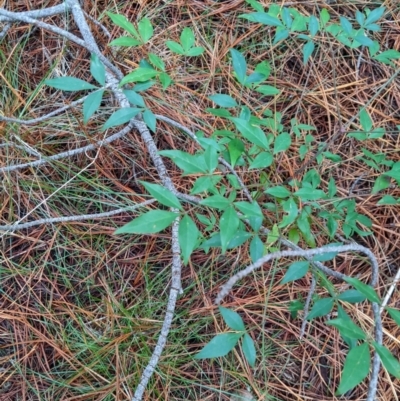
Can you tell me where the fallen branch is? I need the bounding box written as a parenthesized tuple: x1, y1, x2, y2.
(0, 199, 156, 232)
(215, 243, 382, 401)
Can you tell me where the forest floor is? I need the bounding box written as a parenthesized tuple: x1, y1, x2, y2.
(0, 1, 399, 400)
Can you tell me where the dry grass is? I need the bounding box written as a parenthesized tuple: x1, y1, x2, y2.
(1, 0, 400, 400)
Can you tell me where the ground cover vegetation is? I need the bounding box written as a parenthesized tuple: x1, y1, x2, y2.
(0, 0, 400, 400)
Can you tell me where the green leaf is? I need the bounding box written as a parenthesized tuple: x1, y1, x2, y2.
(228, 139, 245, 167)
(249, 152, 273, 169)
(123, 90, 146, 107)
(255, 85, 280, 95)
(372, 342, 400, 378)
(308, 15, 320, 37)
(250, 235, 264, 262)
(288, 227, 300, 245)
(227, 231, 253, 249)
(344, 277, 381, 304)
(374, 49, 400, 62)
(230, 49, 247, 84)
(320, 9, 330, 27)
(372, 174, 391, 194)
(246, 72, 265, 84)
(239, 12, 283, 27)
(109, 37, 142, 47)
(231, 118, 269, 149)
(265, 186, 291, 198)
(220, 206, 240, 254)
(377, 195, 398, 205)
(200, 195, 231, 210)
(242, 333, 256, 367)
(194, 332, 242, 359)
(306, 297, 334, 320)
(149, 53, 165, 71)
(159, 72, 172, 90)
(134, 81, 156, 91)
(90, 54, 106, 86)
(180, 27, 195, 52)
(234, 201, 263, 218)
(204, 145, 218, 173)
(356, 10, 365, 26)
(143, 109, 157, 132)
(360, 108, 373, 132)
(291, 14, 307, 32)
(191, 175, 221, 195)
(369, 127, 385, 139)
(338, 290, 367, 303)
(289, 299, 304, 319)
(294, 188, 325, 201)
(166, 40, 185, 55)
(83, 90, 104, 124)
(365, 7, 385, 25)
(45, 77, 97, 91)
(302, 41, 315, 64)
(279, 197, 298, 228)
(326, 318, 366, 340)
(103, 107, 141, 130)
(337, 305, 357, 349)
(340, 17, 353, 35)
(365, 23, 381, 32)
(281, 8, 292, 28)
(273, 132, 291, 154)
(179, 215, 199, 264)
(186, 47, 205, 56)
(140, 181, 182, 210)
(255, 60, 271, 78)
(386, 307, 400, 326)
(336, 343, 370, 395)
(159, 150, 208, 174)
(274, 28, 290, 44)
(114, 210, 177, 234)
(281, 261, 309, 284)
(207, 108, 232, 118)
(348, 131, 368, 141)
(354, 34, 374, 47)
(209, 94, 238, 108)
(120, 68, 158, 85)
(245, 0, 264, 12)
(219, 306, 245, 331)
(138, 17, 153, 43)
(107, 12, 139, 38)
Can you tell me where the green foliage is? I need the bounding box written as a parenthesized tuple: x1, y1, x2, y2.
(114, 210, 178, 234)
(195, 306, 256, 367)
(336, 343, 370, 395)
(42, 5, 400, 397)
(107, 12, 153, 46)
(166, 27, 204, 56)
(45, 77, 97, 91)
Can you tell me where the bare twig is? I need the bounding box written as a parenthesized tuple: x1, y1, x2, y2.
(0, 88, 105, 125)
(0, 122, 134, 173)
(0, 4, 67, 23)
(299, 274, 317, 339)
(215, 243, 382, 401)
(65, 3, 184, 399)
(0, 22, 11, 39)
(215, 244, 378, 303)
(0, 199, 156, 233)
(380, 265, 400, 313)
(83, 10, 111, 38)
